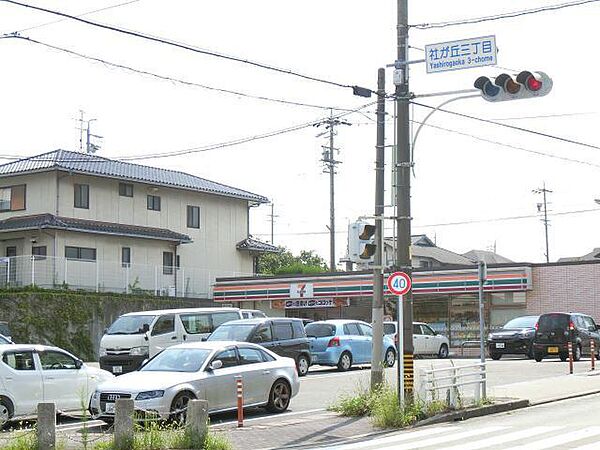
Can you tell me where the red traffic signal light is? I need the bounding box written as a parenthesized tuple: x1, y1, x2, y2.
(474, 71, 552, 102)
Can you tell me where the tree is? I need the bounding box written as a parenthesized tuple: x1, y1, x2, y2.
(258, 247, 328, 275)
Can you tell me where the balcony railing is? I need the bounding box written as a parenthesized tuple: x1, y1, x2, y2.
(0, 255, 253, 299)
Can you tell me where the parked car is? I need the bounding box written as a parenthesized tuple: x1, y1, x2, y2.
(0, 344, 113, 425)
(0, 335, 13, 345)
(90, 341, 299, 422)
(207, 318, 312, 376)
(383, 321, 449, 358)
(533, 312, 600, 362)
(305, 320, 396, 371)
(487, 315, 539, 360)
(241, 309, 267, 319)
(0, 322, 11, 341)
(99, 307, 244, 375)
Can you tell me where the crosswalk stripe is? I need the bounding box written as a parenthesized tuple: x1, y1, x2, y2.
(571, 442, 600, 450)
(381, 426, 507, 450)
(441, 426, 561, 450)
(505, 426, 600, 450)
(324, 426, 454, 450)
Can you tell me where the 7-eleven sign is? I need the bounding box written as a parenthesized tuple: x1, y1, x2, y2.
(290, 283, 314, 299)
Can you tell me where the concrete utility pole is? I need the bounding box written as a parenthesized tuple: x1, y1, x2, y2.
(394, 0, 415, 399)
(371, 68, 386, 389)
(268, 203, 278, 245)
(533, 183, 552, 263)
(316, 113, 351, 272)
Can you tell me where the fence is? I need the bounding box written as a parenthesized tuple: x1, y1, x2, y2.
(0, 255, 252, 299)
(418, 361, 487, 408)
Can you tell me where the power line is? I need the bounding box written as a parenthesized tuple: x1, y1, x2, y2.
(1, 0, 142, 34)
(3, 35, 356, 112)
(411, 0, 600, 29)
(1, 0, 368, 93)
(411, 101, 600, 152)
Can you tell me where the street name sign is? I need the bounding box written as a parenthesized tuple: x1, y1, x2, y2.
(425, 35, 497, 74)
(387, 272, 411, 296)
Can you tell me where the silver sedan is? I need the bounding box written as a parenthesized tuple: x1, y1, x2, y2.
(90, 341, 299, 422)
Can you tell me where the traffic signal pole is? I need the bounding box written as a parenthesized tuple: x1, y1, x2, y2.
(395, 0, 414, 401)
(370, 68, 386, 389)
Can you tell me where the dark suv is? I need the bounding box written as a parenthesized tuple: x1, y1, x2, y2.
(208, 318, 312, 376)
(533, 312, 600, 362)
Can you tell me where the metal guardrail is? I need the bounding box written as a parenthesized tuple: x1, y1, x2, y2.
(418, 362, 486, 408)
(460, 340, 483, 356)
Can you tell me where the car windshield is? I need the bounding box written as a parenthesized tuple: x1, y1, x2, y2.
(107, 315, 156, 335)
(141, 348, 212, 372)
(305, 323, 336, 338)
(0, 335, 10, 344)
(538, 314, 569, 331)
(383, 323, 396, 335)
(503, 317, 538, 329)
(208, 324, 256, 342)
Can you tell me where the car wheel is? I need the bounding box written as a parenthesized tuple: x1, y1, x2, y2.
(490, 353, 502, 361)
(574, 344, 582, 362)
(266, 379, 291, 413)
(384, 348, 396, 367)
(534, 354, 543, 362)
(438, 344, 449, 359)
(337, 352, 352, 371)
(297, 355, 310, 377)
(560, 353, 568, 362)
(527, 345, 535, 359)
(0, 397, 12, 428)
(169, 391, 196, 424)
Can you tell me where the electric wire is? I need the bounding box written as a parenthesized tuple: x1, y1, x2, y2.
(2, 35, 357, 112)
(1, 0, 367, 92)
(411, 0, 600, 29)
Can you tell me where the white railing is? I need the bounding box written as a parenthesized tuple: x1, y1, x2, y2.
(418, 362, 487, 408)
(0, 255, 252, 299)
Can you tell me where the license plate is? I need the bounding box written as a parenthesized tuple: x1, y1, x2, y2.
(105, 403, 115, 413)
(112, 366, 122, 374)
(495, 343, 505, 349)
(548, 346, 559, 354)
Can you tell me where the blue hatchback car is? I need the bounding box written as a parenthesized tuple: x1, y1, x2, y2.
(305, 320, 396, 371)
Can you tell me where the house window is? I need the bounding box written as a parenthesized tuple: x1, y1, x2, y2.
(147, 195, 161, 211)
(163, 251, 174, 275)
(65, 246, 96, 261)
(122, 247, 131, 268)
(176, 255, 180, 270)
(0, 184, 26, 212)
(74, 184, 89, 209)
(187, 205, 200, 228)
(119, 183, 133, 197)
(32, 246, 47, 260)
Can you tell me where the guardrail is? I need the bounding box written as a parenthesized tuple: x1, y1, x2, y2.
(418, 362, 486, 408)
(460, 340, 484, 357)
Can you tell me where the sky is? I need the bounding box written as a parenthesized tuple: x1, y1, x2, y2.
(1, 0, 599, 267)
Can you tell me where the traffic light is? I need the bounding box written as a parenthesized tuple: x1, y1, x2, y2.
(347, 221, 376, 263)
(474, 71, 552, 102)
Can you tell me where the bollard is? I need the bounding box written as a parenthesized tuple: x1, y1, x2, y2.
(186, 400, 209, 447)
(568, 341, 574, 375)
(235, 375, 244, 427)
(114, 399, 134, 450)
(592, 340, 596, 371)
(37, 403, 56, 450)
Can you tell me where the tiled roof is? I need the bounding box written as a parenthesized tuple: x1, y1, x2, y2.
(0, 149, 269, 203)
(0, 214, 191, 243)
(236, 237, 280, 253)
(463, 250, 514, 264)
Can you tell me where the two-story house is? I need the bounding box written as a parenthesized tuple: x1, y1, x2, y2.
(0, 149, 276, 297)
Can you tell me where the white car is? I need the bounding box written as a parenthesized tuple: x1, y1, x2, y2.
(91, 341, 299, 422)
(0, 344, 114, 424)
(383, 321, 450, 358)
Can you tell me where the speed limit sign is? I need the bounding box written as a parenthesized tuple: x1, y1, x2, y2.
(387, 271, 411, 296)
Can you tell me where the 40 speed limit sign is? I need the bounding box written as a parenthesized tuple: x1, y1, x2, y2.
(387, 271, 411, 296)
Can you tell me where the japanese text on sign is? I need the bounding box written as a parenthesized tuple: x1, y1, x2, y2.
(425, 36, 497, 74)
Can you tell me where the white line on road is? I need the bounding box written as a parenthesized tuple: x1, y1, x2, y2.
(56, 420, 105, 432)
(212, 408, 326, 427)
(441, 426, 560, 450)
(325, 426, 453, 450)
(505, 426, 600, 450)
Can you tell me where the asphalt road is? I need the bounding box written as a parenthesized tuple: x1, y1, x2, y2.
(324, 392, 600, 449)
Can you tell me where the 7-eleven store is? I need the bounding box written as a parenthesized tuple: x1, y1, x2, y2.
(213, 265, 534, 348)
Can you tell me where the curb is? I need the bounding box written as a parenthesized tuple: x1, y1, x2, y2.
(530, 388, 600, 406)
(415, 399, 530, 427)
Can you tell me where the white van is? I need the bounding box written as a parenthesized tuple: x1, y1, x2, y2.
(99, 307, 243, 375)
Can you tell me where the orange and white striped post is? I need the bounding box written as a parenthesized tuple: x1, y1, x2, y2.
(567, 340, 574, 375)
(591, 340, 596, 371)
(235, 375, 244, 428)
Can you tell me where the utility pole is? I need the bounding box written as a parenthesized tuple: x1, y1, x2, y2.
(268, 203, 278, 245)
(394, 0, 414, 400)
(78, 110, 85, 152)
(316, 112, 351, 272)
(371, 68, 386, 389)
(533, 183, 552, 263)
(85, 119, 103, 154)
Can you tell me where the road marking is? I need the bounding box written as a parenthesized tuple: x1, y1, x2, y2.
(56, 420, 105, 432)
(505, 426, 600, 450)
(388, 426, 506, 450)
(211, 408, 326, 427)
(325, 426, 454, 450)
(442, 426, 560, 450)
